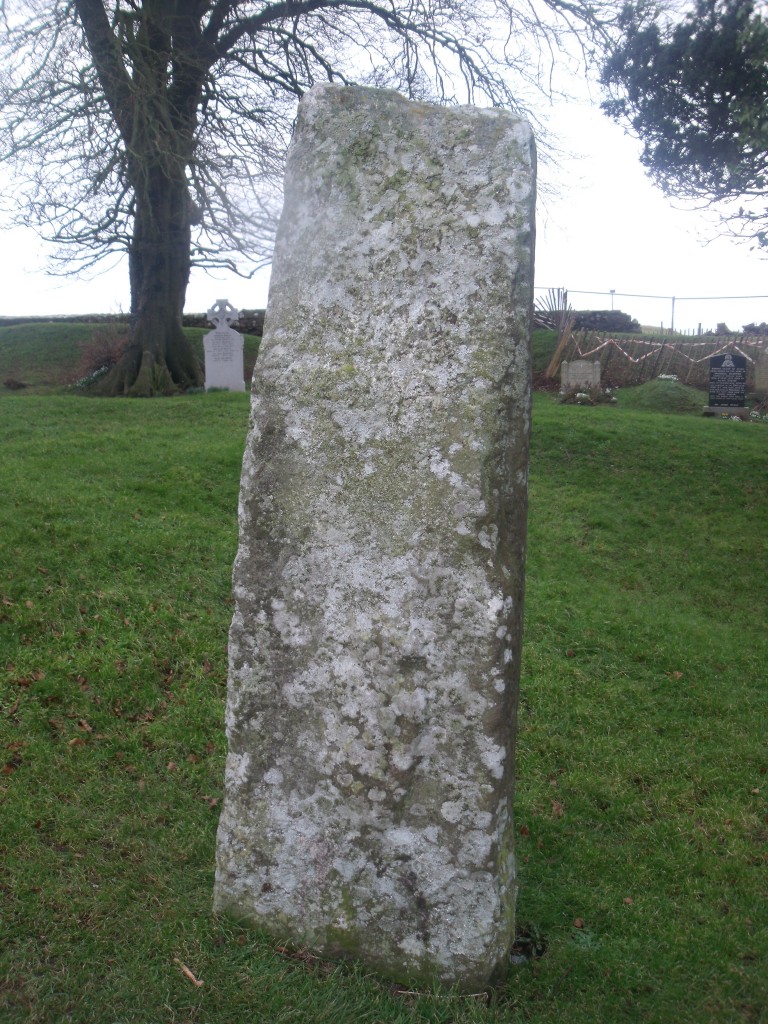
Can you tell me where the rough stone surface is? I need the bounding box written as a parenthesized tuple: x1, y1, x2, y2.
(560, 359, 601, 393)
(213, 83, 535, 989)
(752, 347, 768, 396)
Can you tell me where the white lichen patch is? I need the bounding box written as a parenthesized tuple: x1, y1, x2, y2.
(213, 83, 534, 991)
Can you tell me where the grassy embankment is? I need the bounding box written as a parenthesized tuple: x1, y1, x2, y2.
(1, 324, 766, 1023)
(0, 321, 261, 393)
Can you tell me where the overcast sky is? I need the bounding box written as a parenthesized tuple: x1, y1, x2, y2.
(1, 94, 766, 334)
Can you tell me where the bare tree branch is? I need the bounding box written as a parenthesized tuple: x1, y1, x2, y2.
(0, 0, 620, 394)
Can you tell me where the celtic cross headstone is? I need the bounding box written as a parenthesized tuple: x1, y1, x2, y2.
(204, 298, 245, 392)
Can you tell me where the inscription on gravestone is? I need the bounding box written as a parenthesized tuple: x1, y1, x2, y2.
(560, 359, 601, 393)
(709, 352, 747, 408)
(210, 335, 235, 363)
(213, 83, 535, 990)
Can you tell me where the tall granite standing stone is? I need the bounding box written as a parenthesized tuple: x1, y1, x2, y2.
(213, 83, 535, 989)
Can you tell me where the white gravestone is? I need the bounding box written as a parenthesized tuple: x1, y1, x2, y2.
(754, 346, 768, 397)
(213, 84, 535, 990)
(204, 299, 246, 391)
(560, 359, 601, 393)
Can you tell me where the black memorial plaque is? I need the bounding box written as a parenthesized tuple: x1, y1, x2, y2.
(709, 352, 747, 407)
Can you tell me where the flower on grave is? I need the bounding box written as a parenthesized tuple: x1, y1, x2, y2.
(750, 411, 760, 419)
(731, 415, 742, 421)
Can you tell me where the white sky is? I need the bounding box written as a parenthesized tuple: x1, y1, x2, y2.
(1, 95, 766, 334)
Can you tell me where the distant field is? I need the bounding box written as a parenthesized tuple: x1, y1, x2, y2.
(1, 329, 766, 1023)
(2, 324, 711, 415)
(0, 321, 261, 393)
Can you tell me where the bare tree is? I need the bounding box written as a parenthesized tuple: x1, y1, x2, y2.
(1, 1, 616, 396)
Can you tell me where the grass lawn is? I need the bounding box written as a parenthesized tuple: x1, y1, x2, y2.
(1, 378, 766, 1022)
(0, 322, 261, 392)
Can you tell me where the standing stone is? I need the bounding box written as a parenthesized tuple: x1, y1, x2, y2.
(204, 299, 246, 391)
(213, 83, 535, 989)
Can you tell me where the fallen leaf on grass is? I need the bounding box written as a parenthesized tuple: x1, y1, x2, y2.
(127, 709, 154, 723)
(2, 755, 23, 775)
(551, 800, 565, 818)
(623, 897, 634, 905)
(275, 944, 327, 969)
(78, 719, 93, 733)
(14, 670, 45, 688)
(573, 918, 584, 929)
(68, 737, 86, 747)
(173, 958, 203, 988)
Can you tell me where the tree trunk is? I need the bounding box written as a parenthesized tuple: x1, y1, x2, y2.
(73, 0, 207, 397)
(94, 168, 203, 396)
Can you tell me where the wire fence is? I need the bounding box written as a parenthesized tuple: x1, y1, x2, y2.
(554, 331, 768, 389)
(535, 287, 768, 334)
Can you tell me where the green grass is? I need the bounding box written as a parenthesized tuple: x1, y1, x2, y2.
(0, 322, 261, 392)
(532, 329, 558, 373)
(1, 382, 766, 1023)
(615, 377, 707, 414)
(0, 323, 105, 391)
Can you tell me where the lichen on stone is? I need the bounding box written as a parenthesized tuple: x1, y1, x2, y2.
(214, 83, 535, 990)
